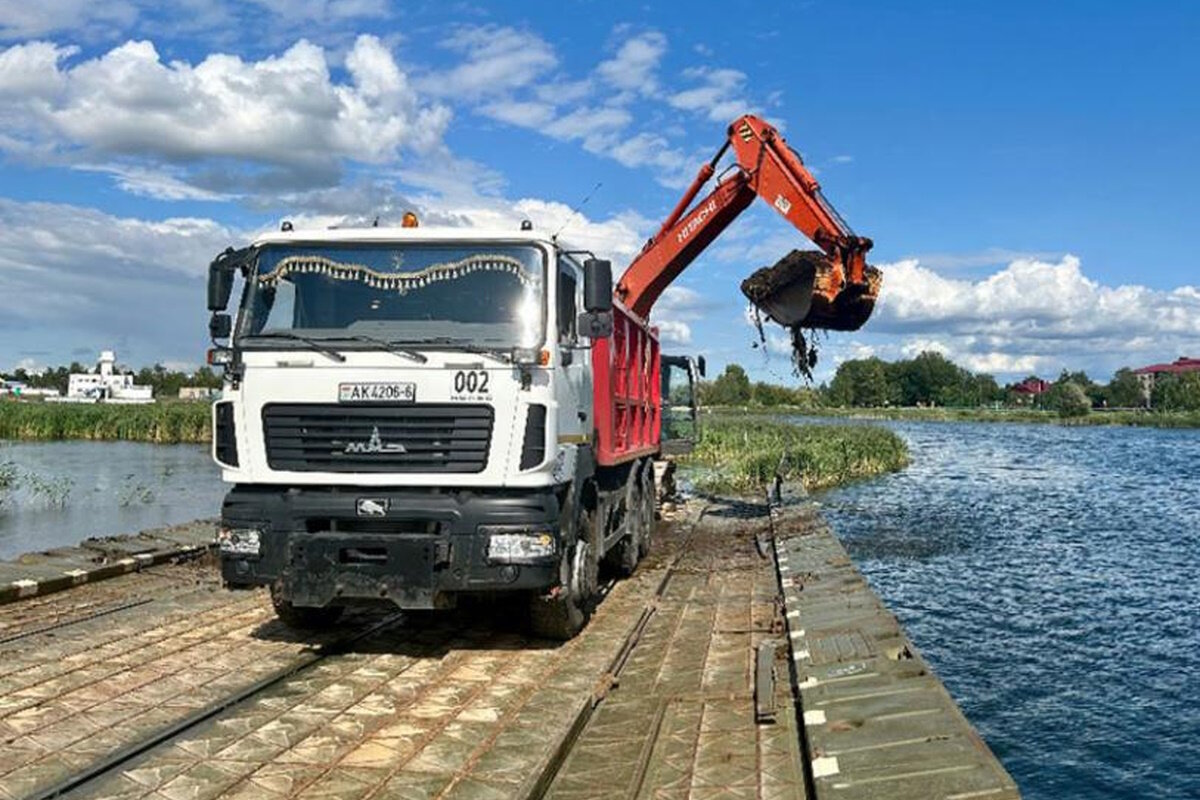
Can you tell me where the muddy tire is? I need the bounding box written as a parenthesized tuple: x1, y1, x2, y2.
(529, 498, 598, 641)
(270, 586, 344, 630)
(638, 464, 656, 558)
(610, 468, 647, 576)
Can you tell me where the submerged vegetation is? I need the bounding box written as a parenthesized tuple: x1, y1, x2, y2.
(680, 415, 909, 495)
(0, 400, 211, 443)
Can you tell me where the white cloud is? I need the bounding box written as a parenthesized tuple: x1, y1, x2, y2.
(653, 285, 717, 346)
(0, 198, 241, 365)
(0, 0, 136, 39)
(874, 255, 1200, 341)
(667, 66, 753, 123)
(245, 0, 388, 22)
(423, 25, 557, 101)
(858, 255, 1200, 378)
(655, 320, 691, 345)
(478, 99, 556, 128)
(0, 36, 450, 194)
(596, 30, 667, 95)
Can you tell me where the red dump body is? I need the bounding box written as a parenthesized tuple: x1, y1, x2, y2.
(590, 302, 661, 466)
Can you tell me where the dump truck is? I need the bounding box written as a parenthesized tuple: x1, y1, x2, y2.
(205, 114, 879, 639)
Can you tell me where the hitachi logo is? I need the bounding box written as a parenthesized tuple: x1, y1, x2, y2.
(676, 200, 718, 244)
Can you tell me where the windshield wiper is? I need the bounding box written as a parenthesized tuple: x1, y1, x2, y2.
(339, 334, 428, 364)
(415, 337, 514, 363)
(249, 332, 346, 363)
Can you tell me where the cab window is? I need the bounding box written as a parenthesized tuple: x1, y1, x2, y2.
(557, 257, 581, 343)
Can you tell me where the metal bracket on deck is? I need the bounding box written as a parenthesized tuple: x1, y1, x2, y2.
(755, 639, 784, 723)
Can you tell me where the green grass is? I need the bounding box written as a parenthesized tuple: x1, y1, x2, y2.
(680, 415, 909, 495)
(0, 400, 211, 443)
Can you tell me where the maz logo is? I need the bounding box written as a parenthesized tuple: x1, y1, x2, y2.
(344, 426, 407, 454)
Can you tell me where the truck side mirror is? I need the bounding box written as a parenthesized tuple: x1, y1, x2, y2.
(579, 258, 614, 338)
(582, 259, 613, 313)
(208, 252, 236, 312)
(209, 312, 232, 341)
(697, 355, 707, 377)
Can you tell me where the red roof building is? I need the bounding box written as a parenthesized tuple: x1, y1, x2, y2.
(1130, 357, 1199, 407)
(1132, 357, 1200, 376)
(1012, 377, 1051, 395)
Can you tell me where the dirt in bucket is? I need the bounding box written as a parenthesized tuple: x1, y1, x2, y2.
(742, 249, 881, 379)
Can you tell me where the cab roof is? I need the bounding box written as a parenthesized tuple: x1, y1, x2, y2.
(250, 225, 562, 250)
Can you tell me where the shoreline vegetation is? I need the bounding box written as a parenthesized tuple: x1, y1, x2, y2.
(679, 416, 910, 495)
(2, 398, 1197, 449)
(704, 405, 1200, 428)
(0, 400, 210, 443)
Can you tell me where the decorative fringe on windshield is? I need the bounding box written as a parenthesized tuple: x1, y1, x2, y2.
(256, 254, 538, 294)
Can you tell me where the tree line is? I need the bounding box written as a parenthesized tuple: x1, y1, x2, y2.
(700, 351, 1200, 414)
(2, 363, 222, 398)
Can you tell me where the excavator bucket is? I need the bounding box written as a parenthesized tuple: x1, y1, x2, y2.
(740, 250, 881, 332)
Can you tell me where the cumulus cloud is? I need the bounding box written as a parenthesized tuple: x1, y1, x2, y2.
(0, 35, 450, 195)
(857, 255, 1200, 378)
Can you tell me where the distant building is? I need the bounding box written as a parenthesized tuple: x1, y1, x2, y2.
(179, 386, 219, 401)
(1, 381, 59, 399)
(57, 351, 153, 404)
(1010, 377, 1051, 403)
(1132, 357, 1200, 404)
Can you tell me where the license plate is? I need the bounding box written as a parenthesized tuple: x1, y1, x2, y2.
(338, 382, 416, 402)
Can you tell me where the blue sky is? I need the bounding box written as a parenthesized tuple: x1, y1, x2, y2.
(0, 0, 1197, 383)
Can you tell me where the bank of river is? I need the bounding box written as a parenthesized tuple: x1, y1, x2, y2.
(0, 440, 224, 558)
(810, 417, 1198, 800)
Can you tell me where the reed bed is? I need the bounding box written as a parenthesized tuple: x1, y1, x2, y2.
(681, 415, 909, 495)
(789, 406, 1200, 428)
(0, 400, 211, 443)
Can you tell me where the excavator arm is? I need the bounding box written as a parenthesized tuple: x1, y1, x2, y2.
(615, 114, 880, 331)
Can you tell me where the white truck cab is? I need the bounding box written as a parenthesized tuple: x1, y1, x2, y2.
(205, 221, 699, 638)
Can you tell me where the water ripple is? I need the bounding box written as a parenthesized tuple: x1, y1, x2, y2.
(807, 419, 1200, 800)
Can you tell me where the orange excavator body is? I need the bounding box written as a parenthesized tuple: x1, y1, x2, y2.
(615, 114, 881, 332)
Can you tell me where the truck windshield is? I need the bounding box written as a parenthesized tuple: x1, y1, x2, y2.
(240, 243, 545, 349)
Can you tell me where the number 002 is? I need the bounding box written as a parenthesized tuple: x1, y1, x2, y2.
(454, 370, 489, 393)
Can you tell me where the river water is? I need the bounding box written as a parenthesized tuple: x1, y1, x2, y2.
(808, 418, 1199, 800)
(0, 440, 224, 559)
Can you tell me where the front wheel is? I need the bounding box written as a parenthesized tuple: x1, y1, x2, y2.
(529, 501, 598, 640)
(270, 585, 344, 630)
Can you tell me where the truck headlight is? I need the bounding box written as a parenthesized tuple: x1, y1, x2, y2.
(482, 527, 556, 564)
(217, 526, 262, 556)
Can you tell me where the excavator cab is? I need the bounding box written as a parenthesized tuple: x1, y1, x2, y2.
(660, 355, 704, 456)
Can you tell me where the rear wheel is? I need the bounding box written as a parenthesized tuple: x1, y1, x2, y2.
(529, 495, 599, 640)
(270, 585, 344, 630)
(638, 464, 656, 558)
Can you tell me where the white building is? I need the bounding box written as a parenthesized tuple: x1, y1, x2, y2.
(62, 351, 153, 404)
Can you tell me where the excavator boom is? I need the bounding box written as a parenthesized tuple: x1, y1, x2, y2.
(615, 114, 881, 332)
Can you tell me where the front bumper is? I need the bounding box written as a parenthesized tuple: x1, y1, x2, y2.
(219, 485, 562, 609)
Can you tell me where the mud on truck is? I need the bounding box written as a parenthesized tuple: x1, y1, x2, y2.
(206, 114, 880, 640)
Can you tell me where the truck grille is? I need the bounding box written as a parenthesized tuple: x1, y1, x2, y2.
(262, 403, 493, 473)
